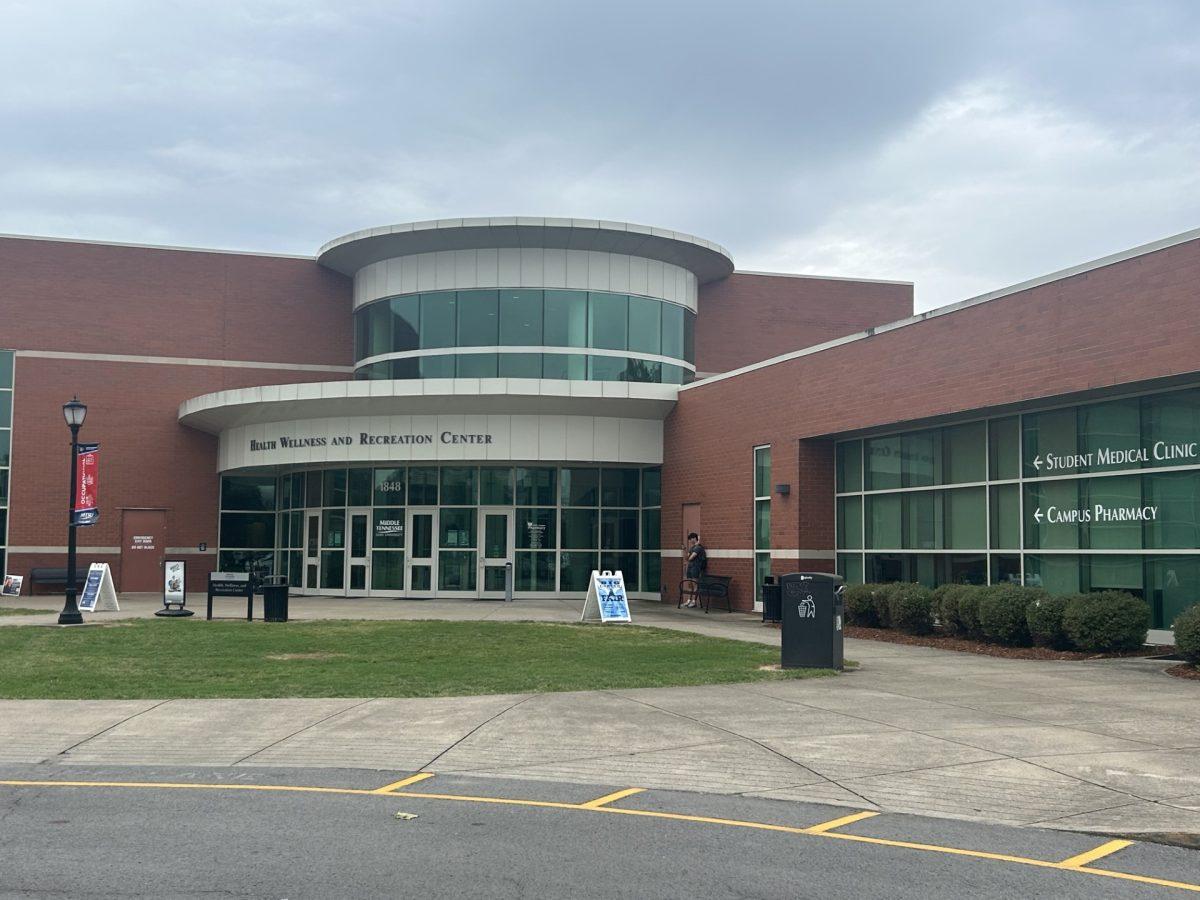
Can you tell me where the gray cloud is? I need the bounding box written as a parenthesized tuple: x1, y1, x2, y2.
(1, 0, 1197, 310)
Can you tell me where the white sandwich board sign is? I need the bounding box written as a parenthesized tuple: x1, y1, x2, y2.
(78, 562, 120, 612)
(581, 570, 631, 624)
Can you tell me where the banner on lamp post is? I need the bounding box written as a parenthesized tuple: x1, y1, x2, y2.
(72, 442, 100, 526)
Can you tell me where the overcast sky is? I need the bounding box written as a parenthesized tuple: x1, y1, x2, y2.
(2, 1, 1197, 310)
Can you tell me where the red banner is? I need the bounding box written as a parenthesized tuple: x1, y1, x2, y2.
(72, 442, 100, 526)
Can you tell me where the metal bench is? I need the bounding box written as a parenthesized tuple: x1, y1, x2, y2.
(28, 567, 86, 595)
(677, 574, 734, 613)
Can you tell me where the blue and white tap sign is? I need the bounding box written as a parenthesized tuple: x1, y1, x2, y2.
(581, 570, 631, 624)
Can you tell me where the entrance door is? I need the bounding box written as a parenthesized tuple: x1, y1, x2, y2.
(346, 508, 371, 596)
(405, 508, 436, 599)
(303, 511, 321, 593)
(120, 509, 166, 592)
(478, 508, 513, 599)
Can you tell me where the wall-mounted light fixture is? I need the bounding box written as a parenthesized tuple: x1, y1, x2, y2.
(775, 483, 791, 496)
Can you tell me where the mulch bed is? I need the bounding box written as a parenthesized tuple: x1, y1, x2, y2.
(1166, 663, 1200, 681)
(840, 624, 1172, 661)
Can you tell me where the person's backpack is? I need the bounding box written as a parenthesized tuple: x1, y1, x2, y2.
(695, 544, 708, 573)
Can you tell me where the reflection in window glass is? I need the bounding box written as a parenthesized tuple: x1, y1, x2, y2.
(641, 467, 661, 506)
(1144, 471, 1200, 550)
(866, 436, 902, 490)
(0, 430, 9, 467)
(944, 487, 986, 550)
(989, 417, 1020, 480)
(661, 304, 684, 359)
(588, 356, 626, 381)
(0, 351, 12, 389)
(408, 467, 438, 505)
(542, 353, 587, 380)
(562, 468, 599, 506)
(904, 491, 942, 549)
(560, 551, 597, 591)
(516, 552, 556, 590)
(366, 301, 390, 358)
(420, 355, 456, 378)
(903, 430, 942, 487)
(221, 475, 276, 511)
(866, 494, 901, 549)
(589, 292, 628, 350)
(620, 358, 661, 382)
(544, 291, 588, 347)
(837, 441, 863, 493)
(420, 293, 457, 348)
(439, 551, 476, 591)
(561, 508, 598, 548)
(348, 468, 373, 506)
(516, 467, 556, 505)
(944, 422, 985, 484)
(391, 296, 420, 353)
(374, 468, 405, 506)
(628, 296, 661, 355)
(440, 467, 478, 506)
(219, 513, 276, 548)
(479, 467, 513, 505)
(601, 469, 639, 507)
(500, 290, 543, 345)
(1144, 389, 1200, 469)
(600, 509, 638, 549)
(1080, 399, 1141, 473)
(457, 290, 499, 346)
(322, 469, 347, 507)
(322, 510, 346, 548)
(989, 484, 1020, 549)
(456, 353, 498, 378)
(372, 551, 405, 590)
(498, 353, 542, 378)
(837, 497, 862, 550)
(1024, 407, 1077, 477)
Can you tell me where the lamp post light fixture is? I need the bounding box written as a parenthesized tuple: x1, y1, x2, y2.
(58, 397, 87, 626)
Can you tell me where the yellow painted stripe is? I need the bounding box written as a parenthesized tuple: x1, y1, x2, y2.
(2, 779, 1198, 894)
(1058, 839, 1134, 869)
(580, 788, 645, 809)
(372, 773, 436, 794)
(804, 811, 879, 834)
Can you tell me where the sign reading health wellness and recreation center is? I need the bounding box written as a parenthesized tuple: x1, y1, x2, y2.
(249, 430, 495, 452)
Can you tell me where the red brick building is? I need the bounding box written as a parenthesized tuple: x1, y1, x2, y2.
(1, 218, 1196, 638)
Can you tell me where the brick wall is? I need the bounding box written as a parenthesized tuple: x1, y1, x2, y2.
(666, 237, 1200, 611)
(694, 273, 913, 374)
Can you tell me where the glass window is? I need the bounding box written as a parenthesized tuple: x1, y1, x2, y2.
(392, 358, 420, 379)
(755, 499, 770, 549)
(374, 467, 406, 506)
(560, 551, 597, 591)
(600, 509, 638, 549)
(683, 311, 695, 364)
(516, 508, 556, 549)
(347, 468, 373, 506)
(0, 468, 8, 506)
(837, 553, 864, 585)
(1083, 474, 1143, 550)
(457, 290, 499, 347)
(456, 353, 498, 378)
(439, 551, 476, 591)
(866, 494, 901, 549)
(322, 509, 346, 548)
(0, 392, 11, 425)
(322, 469, 347, 507)
(1144, 389, 1200, 470)
(1144, 470, 1200, 550)
(372, 508, 405, 549)
(601, 468, 639, 507)
(943, 422, 985, 484)
(903, 491, 942, 550)
(440, 467, 478, 505)
(1024, 479, 1082, 550)
(542, 353, 587, 380)
(755, 553, 771, 603)
(544, 290, 588, 347)
(589, 292, 628, 351)
(0, 430, 9, 467)
(279, 475, 292, 510)
(944, 487, 986, 550)
(363, 301, 390, 359)
(562, 468, 599, 506)
(515, 552, 556, 591)
(837, 441, 863, 493)
(479, 467, 513, 505)
(516, 467, 556, 505)
(1146, 555, 1200, 630)
(218, 550, 274, 576)
(837, 496, 862, 550)
(865, 435, 902, 490)
(561, 508, 599, 549)
(620, 358, 661, 383)
(601, 552, 639, 590)
(661, 304, 684, 360)
(1024, 407, 1078, 477)
(320, 551, 344, 590)
(588, 356, 626, 382)
(989, 416, 1020, 480)
(903, 430, 942, 487)
(439, 508, 476, 548)
(989, 484, 1020, 549)
(754, 446, 772, 497)
(0, 351, 12, 389)
(643, 553, 661, 593)
(661, 364, 686, 385)
(408, 467, 438, 505)
(420, 292, 457, 349)
(305, 470, 322, 507)
(500, 290, 543, 346)
(641, 508, 660, 550)
(420, 355, 456, 378)
(628, 296, 661, 355)
(498, 353, 542, 378)
(219, 513, 275, 548)
(1080, 398, 1142, 473)
(220, 475, 276, 511)
(372, 551, 405, 590)
(390, 296, 420, 353)
(642, 467, 661, 507)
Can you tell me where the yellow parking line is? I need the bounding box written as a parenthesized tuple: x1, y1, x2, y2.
(372, 773, 436, 794)
(1058, 839, 1134, 869)
(804, 810, 880, 834)
(580, 788, 645, 809)
(2, 779, 1198, 894)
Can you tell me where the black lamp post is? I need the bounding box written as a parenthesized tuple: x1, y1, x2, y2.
(58, 397, 87, 626)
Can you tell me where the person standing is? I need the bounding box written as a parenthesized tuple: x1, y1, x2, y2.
(683, 532, 707, 607)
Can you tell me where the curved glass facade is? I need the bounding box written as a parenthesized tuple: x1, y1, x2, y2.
(353, 289, 694, 383)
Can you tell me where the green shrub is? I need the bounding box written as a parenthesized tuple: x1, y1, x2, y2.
(870, 583, 899, 629)
(843, 584, 881, 627)
(1026, 594, 1071, 649)
(931, 584, 960, 633)
(1174, 605, 1200, 665)
(955, 585, 986, 638)
(1063, 591, 1150, 653)
(977, 585, 1042, 646)
(888, 583, 934, 635)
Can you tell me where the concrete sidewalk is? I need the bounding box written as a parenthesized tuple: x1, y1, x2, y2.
(2, 594, 1198, 836)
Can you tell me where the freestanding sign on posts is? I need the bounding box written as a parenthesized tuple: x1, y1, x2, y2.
(581, 570, 632, 623)
(155, 560, 194, 618)
(77, 562, 119, 612)
(71, 442, 100, 526)
(207, 571, 253, 621)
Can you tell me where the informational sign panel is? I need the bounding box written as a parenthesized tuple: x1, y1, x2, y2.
(580, 570, 632, 624)
(72, 442, 100, 526)
(209, 571, 251, 596)
(526, 521, 546, 549)
(163, 560, 186, 606)
(1, 574, 23, 597)
(78, 562, 119, 612)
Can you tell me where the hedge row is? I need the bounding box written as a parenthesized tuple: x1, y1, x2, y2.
(844, 582, 1152, 653)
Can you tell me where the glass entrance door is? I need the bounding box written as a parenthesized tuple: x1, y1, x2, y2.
(303, 511, 320, 592)
(346, 508, 370, 596)
(406, 508, 436, 598)
(479, 508, 513, 599)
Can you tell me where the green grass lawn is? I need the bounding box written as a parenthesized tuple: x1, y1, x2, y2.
(0, 607, 49, 617)
(0, 619, 835, 699)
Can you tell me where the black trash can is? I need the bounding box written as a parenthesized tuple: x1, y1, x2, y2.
(779, 572, 844, 670)
(761, 576, 781, 623)
(262, 575, 289, 623)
